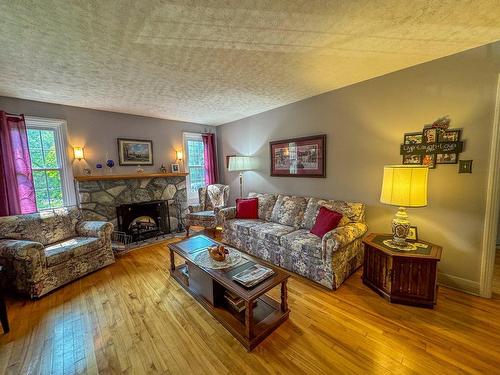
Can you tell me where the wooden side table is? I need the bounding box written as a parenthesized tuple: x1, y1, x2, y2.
(362, 233, 442, 308)
(0, 266, 9, 333)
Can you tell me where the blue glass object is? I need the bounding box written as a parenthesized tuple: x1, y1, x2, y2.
(106, 159, 115, 168)
(96, 163, 103, 169)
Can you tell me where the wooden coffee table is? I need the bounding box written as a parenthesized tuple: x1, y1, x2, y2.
(168, 235, 290, 351)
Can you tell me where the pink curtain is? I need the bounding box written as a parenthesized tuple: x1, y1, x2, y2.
(202, 133, 218, 185)
(0, 111, 37, 216)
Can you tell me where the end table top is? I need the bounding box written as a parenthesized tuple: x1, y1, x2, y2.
(363, 233, 442, 260)
(169, 235, 290, 301)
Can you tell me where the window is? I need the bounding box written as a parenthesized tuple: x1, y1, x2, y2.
(25, 117, 75, 211)
(183, 133, 206, 202)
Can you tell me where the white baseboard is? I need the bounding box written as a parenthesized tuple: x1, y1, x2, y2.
(437, 272, 480, 296)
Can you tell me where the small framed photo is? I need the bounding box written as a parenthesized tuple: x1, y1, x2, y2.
(422, 154, 436, 169)
(402, 154, 422, 165)
(439, 129, 461, 142)
(404, 132, 423, 145)
(423, 128, 437, 144)
(171, 164, 180, 173)
(436, 153, 458, 164)
(407, 226, 418, 242)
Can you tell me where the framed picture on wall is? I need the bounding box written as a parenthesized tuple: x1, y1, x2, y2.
(422, 154, 436, 169)
(436, 153, 458, 164)
(404, 132, 423, 145)
(423, 128, 437, 144)
(117, 138, 154, 165)
(402, 154, 422, 165)
(270, 134, 326, 177)
(438, 129, 461, 142)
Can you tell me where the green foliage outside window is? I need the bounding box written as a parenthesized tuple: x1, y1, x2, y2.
(27, 128, 64, 210)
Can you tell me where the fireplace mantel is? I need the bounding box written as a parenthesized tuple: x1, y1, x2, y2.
(74, 172, 188, 182)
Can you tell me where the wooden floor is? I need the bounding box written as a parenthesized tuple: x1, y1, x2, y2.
(1, 240, 500, 375)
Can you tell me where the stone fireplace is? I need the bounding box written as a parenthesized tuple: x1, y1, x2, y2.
(75, 173, 188, 232)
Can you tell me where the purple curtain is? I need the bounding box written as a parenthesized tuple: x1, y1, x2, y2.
(202, 133, 218, 185)
(0, 111, 37, 216)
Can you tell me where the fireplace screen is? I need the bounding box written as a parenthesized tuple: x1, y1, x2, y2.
(116, 200, 170, 242)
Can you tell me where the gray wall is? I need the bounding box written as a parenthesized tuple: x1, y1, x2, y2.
(0, 97, 215, 175)
(217, 42, 500, 293)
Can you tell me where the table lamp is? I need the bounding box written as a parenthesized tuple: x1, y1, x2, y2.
(380, 165, 428, 251)
(228, 156, 255, 197)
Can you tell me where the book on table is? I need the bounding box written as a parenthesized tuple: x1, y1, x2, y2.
(232, 264, 275, 288)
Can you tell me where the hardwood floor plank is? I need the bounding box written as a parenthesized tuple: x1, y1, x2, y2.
(1, 240, 500, 375)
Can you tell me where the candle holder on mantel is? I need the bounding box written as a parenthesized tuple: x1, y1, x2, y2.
(96, 163, 103, 176)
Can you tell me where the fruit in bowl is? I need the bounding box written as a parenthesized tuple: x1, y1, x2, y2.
(208, 245, 228, 262)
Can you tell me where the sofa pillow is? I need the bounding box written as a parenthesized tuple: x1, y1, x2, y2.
(310, 206, 343, 238)
(235, 198, 259, 219)
(248, 192, 278, 221)
(270, 195, 308, 227)
(301, 197, 365, 229)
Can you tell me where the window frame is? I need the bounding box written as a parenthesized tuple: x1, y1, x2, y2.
(183, 132, 206, 204)
(25, 116, 76, 210)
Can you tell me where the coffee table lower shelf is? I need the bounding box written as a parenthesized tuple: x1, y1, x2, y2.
(171, 262, 289, 351)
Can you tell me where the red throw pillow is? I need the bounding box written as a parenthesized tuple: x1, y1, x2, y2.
(235, 198, 259, 219)
(310, 206, 343, 238)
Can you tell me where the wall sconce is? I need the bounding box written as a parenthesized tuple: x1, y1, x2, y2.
(73, 147, 84, 160)
(176, 150, 183, 161)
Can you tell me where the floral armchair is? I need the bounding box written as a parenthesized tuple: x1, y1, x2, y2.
(185, 184, 230, 236)
(0, 206, 115, 298)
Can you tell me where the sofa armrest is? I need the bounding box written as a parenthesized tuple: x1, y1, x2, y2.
(0, 239, 44, 262)
(76, 221, 113, 239)
(215, 206, 236, 226)
(188, 204, 204, 213)
(321, 222, 368, 260)
(0, 239, 45, 295)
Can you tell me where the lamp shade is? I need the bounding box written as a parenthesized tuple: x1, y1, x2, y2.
(228, 156, 255, 171)
(73, 147, 84, 160)
(380, 165, 428, 207)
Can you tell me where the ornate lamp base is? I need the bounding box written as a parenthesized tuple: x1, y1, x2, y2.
(388, 207, 416, 251)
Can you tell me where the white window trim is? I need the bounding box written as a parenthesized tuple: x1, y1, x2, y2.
(183, 132, 204, 205)
(25, 116, 76, 208)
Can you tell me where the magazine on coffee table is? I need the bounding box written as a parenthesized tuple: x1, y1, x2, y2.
(232, 264, 275, 288)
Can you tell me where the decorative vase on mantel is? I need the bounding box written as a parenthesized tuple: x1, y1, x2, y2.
(106, 159, 115, 175)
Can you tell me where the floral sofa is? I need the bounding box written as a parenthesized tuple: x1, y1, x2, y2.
(218, 193, 367, 289)
(0, 206, 114, 298)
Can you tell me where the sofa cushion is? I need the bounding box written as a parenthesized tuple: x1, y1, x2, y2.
(249, 222, 296, 245)
(280, 229, 323, 259)
(44, 237, 102, 267)
(310, 207, 343, 238)
(301, 198, 365, 229)
(270, 195, 308, 227)
(235, 198, 258, 219)
(0, 206, 82, 246)
(248, 192, 278, 221)
(225, 219, 264, 236)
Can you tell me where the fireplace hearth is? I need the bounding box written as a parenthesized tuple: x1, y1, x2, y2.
(116, 200, 170, 242)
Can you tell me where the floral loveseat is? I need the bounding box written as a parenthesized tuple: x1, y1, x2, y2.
(218, 193, 367, 289)
(0, 206, 114, 298)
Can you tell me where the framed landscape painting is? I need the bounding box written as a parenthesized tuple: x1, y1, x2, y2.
(270, 134, 326, 177)
(117, 138, 154, 165)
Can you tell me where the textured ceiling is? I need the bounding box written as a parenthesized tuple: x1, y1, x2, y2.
(0, 1, 499, 125)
